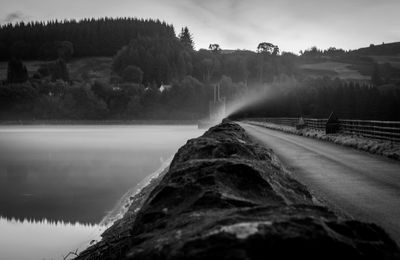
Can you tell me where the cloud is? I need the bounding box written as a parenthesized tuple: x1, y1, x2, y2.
(3, 11, 29, 24)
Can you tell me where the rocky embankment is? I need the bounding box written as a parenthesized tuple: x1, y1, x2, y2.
(77, 121, 399, 259)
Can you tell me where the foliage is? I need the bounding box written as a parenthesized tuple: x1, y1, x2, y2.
(231, 77, 400, 121)
(121, 65, 143, 83)
(1, 18, 400, 121)
(57, 41, 74, 60)
(7, 58, 28, 83)
(178, 27, 194, 50)
(50, 59, 70, 82)
(257, 42, 279, 55)
(0, 18, 175, 60)
(209, 44, 221, 53)
(112, 35, 192, 85)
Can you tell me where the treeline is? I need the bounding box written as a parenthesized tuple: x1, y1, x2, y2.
(1, 17, 400, 121)
(112, 40, 297, 86)
(231, 77, 400, 121)
(0, 77, 211, 120)
(0, 17, 175, 60)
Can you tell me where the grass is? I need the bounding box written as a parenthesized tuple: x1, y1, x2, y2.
(300, 61, 370, 81)
(68, 57, 112, 82)
(369, 55, 400, 69)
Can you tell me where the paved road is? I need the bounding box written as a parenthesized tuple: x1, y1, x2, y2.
(239, 122, 400, 244)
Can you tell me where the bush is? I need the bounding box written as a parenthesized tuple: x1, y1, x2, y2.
(121, 65, 143, 83)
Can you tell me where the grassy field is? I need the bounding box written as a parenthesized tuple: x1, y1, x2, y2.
(300, 61, 370, 81)
(369, 55, 400, 69)
(68, 57, 112, 82)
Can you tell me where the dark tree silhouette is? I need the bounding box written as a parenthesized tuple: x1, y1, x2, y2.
(57, 41, 74, 60)
(7, 59, 28, 83)
(122, 66, 144, 83)
(0, 18, 176, 60)
(209, 44, 221, 52)
(371, 63, 383, 87)
(257, 42, 279, 55)
(179, 27, 194, 50)
(50, 59, 70, 82)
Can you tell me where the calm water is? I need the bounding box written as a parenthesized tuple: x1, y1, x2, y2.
(0, 125, 203, 260)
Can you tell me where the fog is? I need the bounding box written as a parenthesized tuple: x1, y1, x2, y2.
(225, 77, 298, 119)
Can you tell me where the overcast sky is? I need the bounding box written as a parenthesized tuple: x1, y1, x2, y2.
(0, 0, 398, 53)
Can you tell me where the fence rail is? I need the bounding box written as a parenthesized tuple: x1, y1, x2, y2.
(250, 117, 400, 143)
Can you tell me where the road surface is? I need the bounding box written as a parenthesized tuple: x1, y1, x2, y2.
(239, 122, 400, 244)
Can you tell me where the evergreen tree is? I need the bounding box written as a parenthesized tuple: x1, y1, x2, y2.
(0, 18, 176, 60)
(179, 27, 194, 50)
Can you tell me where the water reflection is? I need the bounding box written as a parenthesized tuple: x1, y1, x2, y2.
(0, 125, 203, 260)
(0, 216, 103, 260)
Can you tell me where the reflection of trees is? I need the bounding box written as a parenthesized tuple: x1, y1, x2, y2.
(0, 215, 97, 228)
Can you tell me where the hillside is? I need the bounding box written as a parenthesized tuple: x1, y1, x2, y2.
(353, 42, 400, 56)
(297, 42, 400, 83)
(299, 61, 370, 82)
(0, 18, 175, 60)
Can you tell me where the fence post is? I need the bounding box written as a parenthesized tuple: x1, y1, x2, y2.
(326, 112, 340, 134)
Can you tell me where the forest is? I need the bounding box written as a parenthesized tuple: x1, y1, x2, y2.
(0, 17, 399, 121)
(0, 18, 175, 60)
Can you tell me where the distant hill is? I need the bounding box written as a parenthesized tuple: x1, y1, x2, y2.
(0, 18, 176, 60)
(352, 42, 400, 56)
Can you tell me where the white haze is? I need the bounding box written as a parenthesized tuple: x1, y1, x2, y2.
(225, 76, 299, 118)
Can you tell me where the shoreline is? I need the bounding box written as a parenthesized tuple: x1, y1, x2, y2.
(100, 158, 172, 227)
(71, 158, 172, 258)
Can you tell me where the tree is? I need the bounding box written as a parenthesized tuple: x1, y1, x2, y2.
(209, 44, 221, 53)
(57, 41, 74, 60)
(121, 65, 144, 83)
(257, 42, 279, 55)
(179, 27, 194, 50)
(0, 18, 176, 60)
(112, 35, 183, 84)
(7, 58, 28, 83)
(301, 46, 322, 57)
(200, 58, 215, 82)
(371, 63, 383, 87)
(50, 59, 70, 82)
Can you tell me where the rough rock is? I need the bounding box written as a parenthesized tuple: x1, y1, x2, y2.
(76, 122, 400, 260)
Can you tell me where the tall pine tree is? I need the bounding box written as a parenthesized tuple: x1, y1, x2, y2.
(179, 27, 194, 50)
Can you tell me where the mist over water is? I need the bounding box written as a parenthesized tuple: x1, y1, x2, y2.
(0, 125, 203, 260)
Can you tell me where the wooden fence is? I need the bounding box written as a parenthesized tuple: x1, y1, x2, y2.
(251, 117, 400, 143)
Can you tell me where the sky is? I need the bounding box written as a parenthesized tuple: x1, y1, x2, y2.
(0, 0, 399, 53)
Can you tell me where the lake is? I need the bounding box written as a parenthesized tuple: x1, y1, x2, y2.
(0, 125, 203, 260)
